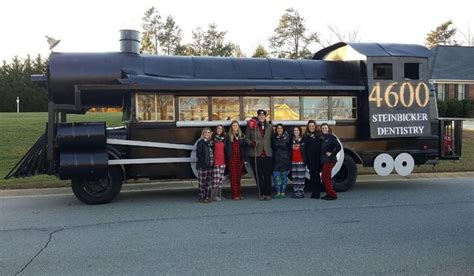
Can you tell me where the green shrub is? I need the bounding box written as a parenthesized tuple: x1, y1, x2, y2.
(462, 99, 474, 118)
(444, 100, 463, 117)
(437, 100, 447, 117)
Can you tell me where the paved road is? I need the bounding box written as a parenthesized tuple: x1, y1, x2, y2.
(1, 179, 473, 275)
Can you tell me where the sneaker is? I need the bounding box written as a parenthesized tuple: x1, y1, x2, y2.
(291, 194, 304, 199)
(321, 195, 337, 200)
(280, 192, 286, 198)
(213, 196, 222, 201)
(232, 197, 240, 201)
(199, 198, 210, 203)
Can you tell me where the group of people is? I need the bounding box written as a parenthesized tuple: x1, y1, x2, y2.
(195, 109, 341, 203)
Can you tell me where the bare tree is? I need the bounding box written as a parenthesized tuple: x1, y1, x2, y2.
(458, 23, 473, 46)
(319, 25, 360, 47)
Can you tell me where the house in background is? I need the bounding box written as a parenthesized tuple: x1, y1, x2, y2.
(429, 45, 474, 101)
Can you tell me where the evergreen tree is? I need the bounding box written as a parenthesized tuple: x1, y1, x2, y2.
(140, 7, 161, 54)
(0, 55, 48, 112)
(252, 44, 269, 58)
(233, 45, 246, 57)
(187, 23, 235, 56)
(425, 20, 458, 49)
(269, 8, 320, 59)
(158, 15, 184, 55)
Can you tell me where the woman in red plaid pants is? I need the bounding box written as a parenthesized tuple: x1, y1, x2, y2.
(320, 123, 342, 200)
(225, 121, 247, 200)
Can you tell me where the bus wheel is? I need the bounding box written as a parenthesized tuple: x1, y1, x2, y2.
(71, 167, 123, 205)
(332, 155, 357, 192)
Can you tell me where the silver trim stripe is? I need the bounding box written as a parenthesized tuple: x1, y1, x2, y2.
(109, 157, 197, 165)
(107, 139, 196, 150)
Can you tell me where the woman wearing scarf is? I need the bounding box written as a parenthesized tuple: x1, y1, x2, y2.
(211, 125, 226, 201)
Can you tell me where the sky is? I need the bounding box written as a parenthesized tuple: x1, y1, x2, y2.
(0, 0, 472, 61)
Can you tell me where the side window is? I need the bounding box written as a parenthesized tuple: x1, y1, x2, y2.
(404, 63, 420, 80)
(373, 63, 393, 80)
(273, 97, 300, 120)
(302, 97, 329, 120)
(136, 93, 175, 122)
(179, 97, 209, 121)
(211, 97, 240, 120)
(136, 94, 155, 121)
(437, 84, 445, 101)
(243, 97, 270, 120)
(331, 97, 357, 120)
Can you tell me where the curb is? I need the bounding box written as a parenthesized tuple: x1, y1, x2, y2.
(1, 171, 473, 198)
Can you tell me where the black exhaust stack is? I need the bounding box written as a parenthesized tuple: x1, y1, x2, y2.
(119, 29, 140, 54)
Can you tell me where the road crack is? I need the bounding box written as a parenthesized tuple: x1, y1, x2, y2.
(14, 228, 64, 276)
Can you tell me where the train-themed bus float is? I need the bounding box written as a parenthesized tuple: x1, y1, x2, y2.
(6, 30, 463, 204)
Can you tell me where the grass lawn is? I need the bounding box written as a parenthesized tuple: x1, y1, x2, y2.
(0, 112, 473, 189)
(0, 112, 123, 189)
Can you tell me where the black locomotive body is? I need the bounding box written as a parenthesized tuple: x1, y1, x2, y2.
(7, 30, 463, 204)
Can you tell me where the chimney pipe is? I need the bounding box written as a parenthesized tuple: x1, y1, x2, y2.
(119, 30, 140, 54)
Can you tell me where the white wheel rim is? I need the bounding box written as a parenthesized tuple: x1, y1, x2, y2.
(394, 153, 415, 176)
(373, 153, 394, 176)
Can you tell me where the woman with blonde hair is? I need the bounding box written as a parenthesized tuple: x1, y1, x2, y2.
(225, 120, 247, 200)
(196, 127, 214, 203)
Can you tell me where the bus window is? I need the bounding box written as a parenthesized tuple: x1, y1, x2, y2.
(302, 97, 329, 120)
(156, 95, 175, 121)
(136, 94, 175, 122)
(136, 93, 156, 121)
(373, 63, 393, 80)
(273, 97, 300, 120)
(211, 97, 240, 120)
(404, 63, 420, 80)
(331, 97, 357, 120)
(179, 97, 209, 121)
(243, 97, 270, 120)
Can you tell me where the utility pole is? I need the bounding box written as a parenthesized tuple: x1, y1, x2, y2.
(16, 96, 20, 113)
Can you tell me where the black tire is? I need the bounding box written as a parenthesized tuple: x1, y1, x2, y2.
(332, 155, 357, 192)
(71, 166, 123, 205)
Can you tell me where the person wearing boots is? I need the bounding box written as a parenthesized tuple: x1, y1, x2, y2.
(304, 120, 323, 199)
(290, 126, 306, 198)
(271, 124, 291, 198)
(211, 125, 226, 201)
(246, 109, 273, 200)
(225, 120, 247, 200)
(320, 123, 341, 200)
(196, 128, 214, 203)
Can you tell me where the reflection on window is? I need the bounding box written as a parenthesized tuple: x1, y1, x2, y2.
(373, 63, 393, 80)
(136, 94, 175, 121)
(179, 97, 208, 121)
(303, 97, 329, 120)
(136, 94, 155, 121)
(332, 97, 357, 120)
(273, 97, 300, 120)
(212, 97, 240, 120)
(243, 97, 270, 120)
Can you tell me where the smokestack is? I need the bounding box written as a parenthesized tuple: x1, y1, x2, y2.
(119, 30, 140, 54)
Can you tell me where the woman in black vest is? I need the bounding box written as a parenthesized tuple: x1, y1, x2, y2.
(320, 123, 341, 200)
(304, 120, 323, 199)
